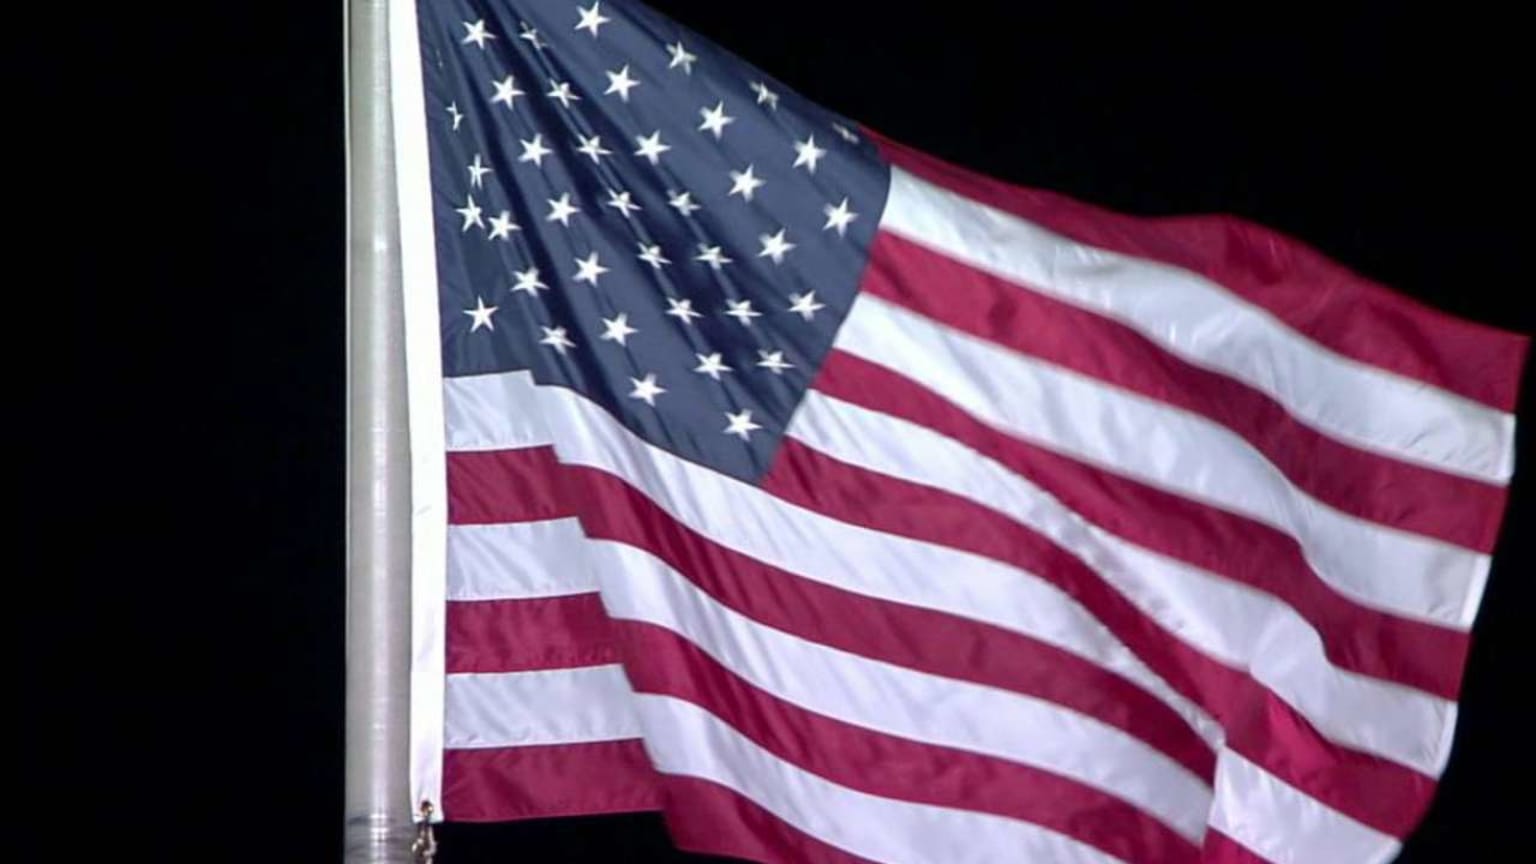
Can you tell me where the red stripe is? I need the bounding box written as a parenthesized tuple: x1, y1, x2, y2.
(810, 350, 1468, 701)
(560, 462, 1215, 782)
(447, 445, 570, 525)
(869, 127, 1531, 412)
(616, 620, 1201, 864)
(1201, 831, 1274, 864)
(446, 594, 618, 674)
(441, 740, 660, 822)
(863, 230, 1508, 552)
(762, 425, 1436, 837)
(661, 775, 876, 864)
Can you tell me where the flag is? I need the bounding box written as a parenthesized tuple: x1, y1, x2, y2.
(388, 1, 1529, 861)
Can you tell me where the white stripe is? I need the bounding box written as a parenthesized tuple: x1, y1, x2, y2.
(392, 0, 446, 816)
(448, 519, 598, 600)
(444, 666, 642, 749)
(836, 292, 1490, 630)
(1209, 749, 1400, 864)
(881, 165, 1516, 484)
(444, 369, 1221, 750)
(638, 693, 1129, 864)
(591, 539, 1211, 843)
(789, 388, 1458, 777)
(445, 372, 556, 451)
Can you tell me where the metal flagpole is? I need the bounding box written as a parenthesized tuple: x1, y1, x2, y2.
(344, 0, 414, 861)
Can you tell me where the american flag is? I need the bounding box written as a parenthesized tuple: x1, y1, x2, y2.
(389, 1, 1529, 861)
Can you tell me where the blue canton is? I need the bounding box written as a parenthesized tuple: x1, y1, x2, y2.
(419, 0, 890, 481)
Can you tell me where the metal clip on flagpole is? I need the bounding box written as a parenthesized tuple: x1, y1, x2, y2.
(344, 0, 414, 861)
(412, 801, 438, 863)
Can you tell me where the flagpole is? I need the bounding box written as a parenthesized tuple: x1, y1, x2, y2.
(344, 0, 414, 861)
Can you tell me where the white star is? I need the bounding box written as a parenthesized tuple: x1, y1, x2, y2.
(463, 296, 497, 331)
(693, 353, 733, 380)
(698, 101, 735, 139)
(668, 190, 702, 216)
(491, 75, 528, 108)
(637, 242, 671, 269)
(667, 41, 697, 73)
(518, 22, 545, 50)
(756, 349, 794, 374)
(447, 102, 464, 131)
(666, 297, 702, 324)
(728, 164, 765, 201)
(573, 252, 609, 286)
(605, 64, 641, 101)
(629, 373, 667, 406)
(519, 133, 552, 166)
(547, 80, 582, 108)
(462, 19, 496, 49)
(757, 228, 796, 264)
(467, 154, 492, 188)
(724, 410, 762, 441)
(832, 122, 860, 143)
(546, 193, 580, 226)
(788, 291, 825, 321)
(575, 2, 610, 37)
(456, 195, 484, 231)
(576, 134, 612, 163)
(750, 81, 779, 109)
(487, 211, 520, 240)
(793, 135, 826, 174)
(539, 326, 576, 355)
(823, 197, 858, 236)
(695, 244, 733, 269)
(511, 267, 548, 295)
(724, 299, 761, 325)
(491, 75, 525, 108)
(601, 312, 639, 346)
(634, 131, 671, 165)
(605, 188, 642, 218)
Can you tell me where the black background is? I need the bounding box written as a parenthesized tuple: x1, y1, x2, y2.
(32, 2, 1531, 862)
